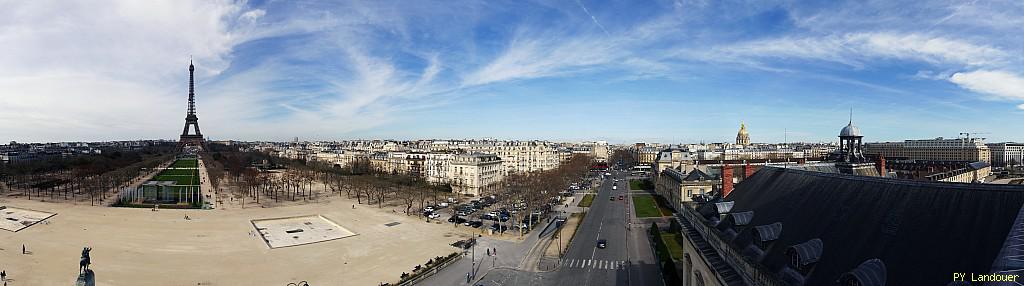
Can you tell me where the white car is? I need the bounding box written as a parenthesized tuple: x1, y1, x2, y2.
(429, 213, 441, 219)
(424, 206, 435, 212)
(613, 185, 618, 190)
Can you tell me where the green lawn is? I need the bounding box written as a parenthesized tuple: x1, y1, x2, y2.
(632, 195, 672, 217)
(151, 159, 201, 185)
(578, 194, 595, 207)
(661, 233, 684, 260)
(170, 159, 198, 168)
(630, 179, 654, 190)
(158, 168, 199, 176)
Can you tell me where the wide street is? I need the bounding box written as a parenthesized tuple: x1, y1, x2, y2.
(427, 169, 663, 286)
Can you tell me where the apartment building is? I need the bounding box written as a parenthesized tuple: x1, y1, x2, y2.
(864, 137, 991, 163)
(987, 142, 1024, 168)
(449, 153, 504, 197)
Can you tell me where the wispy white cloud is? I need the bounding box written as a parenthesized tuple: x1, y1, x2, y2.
(575, 0, 610, 36)
(949, 70, 1024, 101)
(461, 34, 623, 86)
(704, 32, 1007, 69)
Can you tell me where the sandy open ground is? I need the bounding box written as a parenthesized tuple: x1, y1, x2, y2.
(0, 196, 468, 285)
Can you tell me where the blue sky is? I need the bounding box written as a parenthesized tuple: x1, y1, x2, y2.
(1, 0, 1022, 144)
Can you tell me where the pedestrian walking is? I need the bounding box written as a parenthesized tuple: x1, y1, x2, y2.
(22, 244, 25, 254)
(2, 270, 6, 281)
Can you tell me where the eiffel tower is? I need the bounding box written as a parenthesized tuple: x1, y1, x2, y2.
(178, 60, 206, 150)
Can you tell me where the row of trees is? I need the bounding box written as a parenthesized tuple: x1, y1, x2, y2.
(203, 142, 594, 227)
(0, 145, 177, 205)
(610, 148, 639, 169)
(486, 154, 594, 236)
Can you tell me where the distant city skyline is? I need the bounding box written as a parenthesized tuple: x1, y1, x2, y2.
(2, 0, 1022, 143)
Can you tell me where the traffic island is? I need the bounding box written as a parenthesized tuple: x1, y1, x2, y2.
(577, 194, 595, 208)
(632, 195, 673, 218)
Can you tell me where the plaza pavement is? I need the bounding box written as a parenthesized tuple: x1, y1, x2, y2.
(0, 194, 468, 285)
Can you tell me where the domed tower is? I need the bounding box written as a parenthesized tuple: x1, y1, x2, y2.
(835, 112, 878, 176)
(838, 120, 865, 163)
(736, 122, 750, 145)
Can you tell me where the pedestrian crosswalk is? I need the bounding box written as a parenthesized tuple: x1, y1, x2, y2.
(559, 259, 628, 270)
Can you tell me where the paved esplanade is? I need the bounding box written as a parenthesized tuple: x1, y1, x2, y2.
(432, 170, 663, 286)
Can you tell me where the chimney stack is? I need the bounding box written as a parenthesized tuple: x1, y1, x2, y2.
(722, 164, 734, 198)
(878, 155, 887, 177)
(744, 161, 755, 179)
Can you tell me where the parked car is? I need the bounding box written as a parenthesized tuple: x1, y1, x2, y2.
(490, 223, 509, 232)
(618, 195, 624, 200)
(470, 221, 483, 228)
(429, 213, 441, 219)
(612, 185, 618, 190)
(609, 196, 615, 201)
(597, 239, 607, 249)
(449, 216, 467, 224)
(424, 206, 435, 212)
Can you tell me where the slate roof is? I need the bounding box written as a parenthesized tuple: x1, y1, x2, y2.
(684, 168, 715, 181)
(721, 166, 1024, 285)
(968, 161, 990, 170)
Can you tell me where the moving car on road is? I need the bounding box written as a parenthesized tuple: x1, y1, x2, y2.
(597, 239, 607, 249)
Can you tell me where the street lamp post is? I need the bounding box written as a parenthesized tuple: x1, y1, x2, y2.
(470, 238, 476, 280)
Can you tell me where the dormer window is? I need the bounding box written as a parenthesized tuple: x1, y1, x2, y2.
(836, 259, 886, 286)
(787, 238, 823, 275)
(753, 222, 782, 249)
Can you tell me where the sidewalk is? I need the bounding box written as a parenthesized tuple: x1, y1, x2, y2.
(421, 215, 557, 285)
(197, 157, 216, 209)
